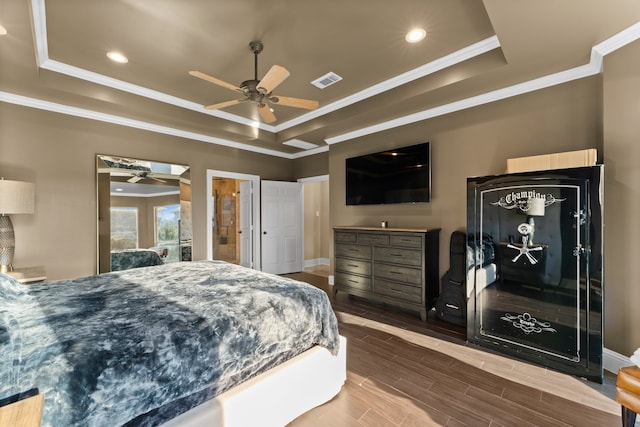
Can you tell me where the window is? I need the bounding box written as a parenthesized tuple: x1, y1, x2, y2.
(110, 207, 138, 250)
(155, 204, 180, 262)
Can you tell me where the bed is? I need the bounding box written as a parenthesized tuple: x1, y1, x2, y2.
(110, 248, 165, 271)
(0, 260, 345, 426)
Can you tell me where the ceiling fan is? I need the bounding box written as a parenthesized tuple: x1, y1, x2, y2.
(189, 41, 319, 123)
(127, 171, 168, 184)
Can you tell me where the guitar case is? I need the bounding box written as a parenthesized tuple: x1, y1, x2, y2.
(435, 230, 467, 326)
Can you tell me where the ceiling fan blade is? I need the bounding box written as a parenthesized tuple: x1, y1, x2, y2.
(204, 99, 244, 110)
(258, 104, 277, 123)
(128, 175, 143, 183)
(257, 65, 290, 94)
(189, 70, 242, 92)
(149, 176, 167, 183)
(270, 96, 319, 110)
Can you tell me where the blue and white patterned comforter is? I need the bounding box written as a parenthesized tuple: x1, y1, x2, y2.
(110, 249, 164, 271)
(0, 261, 340, 426)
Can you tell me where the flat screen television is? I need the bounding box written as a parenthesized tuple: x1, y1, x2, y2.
(346, 141, 431, 205)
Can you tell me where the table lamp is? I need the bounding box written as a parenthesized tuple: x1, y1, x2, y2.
(0, 178, 35, 273)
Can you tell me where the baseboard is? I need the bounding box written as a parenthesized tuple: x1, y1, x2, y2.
(604, 347, 633, 374)
(303, 258, 329, 268)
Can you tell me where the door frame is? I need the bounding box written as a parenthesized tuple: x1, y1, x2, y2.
(206, 169, 261, 270)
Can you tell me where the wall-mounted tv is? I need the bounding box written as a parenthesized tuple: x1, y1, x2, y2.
(346, 141, 431, 205)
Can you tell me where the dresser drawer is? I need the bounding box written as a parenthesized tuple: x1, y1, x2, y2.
(335, 272, 372, 292)
(335, 231, 357, 243)
(335, 257, 372, 276)
(375, 279, 423, 303)
(335, 243, 372, 260)
(357, 233, 390, 246)
(374, 246, 422, 267)
(374, 263, 423, 286)
(390, 234, 423, 249)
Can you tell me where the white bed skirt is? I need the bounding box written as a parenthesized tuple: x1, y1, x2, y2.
(466, 263, 497, 297)
(163, 335, 347, 427)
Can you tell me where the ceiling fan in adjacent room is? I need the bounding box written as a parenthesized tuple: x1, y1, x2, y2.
(189, 41, 319, 123)
(127, 171, 170, 184)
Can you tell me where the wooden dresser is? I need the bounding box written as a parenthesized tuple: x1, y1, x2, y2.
(333, 227, 440, 321)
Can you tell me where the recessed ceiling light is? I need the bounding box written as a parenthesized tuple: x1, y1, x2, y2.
(107, 51, 128, 63)
(0, 24, 7, 36)
(405, 28, 426, 43)
(115, 188, 124, 192)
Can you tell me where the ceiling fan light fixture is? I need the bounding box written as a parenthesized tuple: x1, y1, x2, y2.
(190, 41, 319, 123)
(0, 24, 7, 36)
(107, 51, 128, 64)
(405, 28, 426, 43)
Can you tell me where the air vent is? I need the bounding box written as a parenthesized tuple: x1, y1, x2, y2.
(311, 72, 342, 89)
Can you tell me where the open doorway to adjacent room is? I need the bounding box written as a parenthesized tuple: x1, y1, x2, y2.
(299, 175, 330, 278)
(206, 170, 261, 270)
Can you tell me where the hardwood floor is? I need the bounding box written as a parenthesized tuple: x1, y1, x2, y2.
(286, 271, 626, 427)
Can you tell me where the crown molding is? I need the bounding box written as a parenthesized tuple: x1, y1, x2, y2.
(326, 22, 640, 145)
(273, 36, 501, 132)
(21, 1, 640, 157)
(326, 63, 599, 145)
(29, 0, 499, 135)
(0, 91, 295, 159)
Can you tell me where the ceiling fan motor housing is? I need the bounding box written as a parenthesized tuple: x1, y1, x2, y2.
(189, 39, 318, 122)
(241, 79, 269, 104)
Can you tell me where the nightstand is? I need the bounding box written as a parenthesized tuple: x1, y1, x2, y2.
(6, 266, 47, 284)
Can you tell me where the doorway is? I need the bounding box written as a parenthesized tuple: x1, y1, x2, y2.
(211, 178, 240, 264)
(206, 170, 261, 270)
(299, 175, 330, 277)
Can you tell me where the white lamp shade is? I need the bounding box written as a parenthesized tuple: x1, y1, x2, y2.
(528, 197, 546, 216)
(0, 180, 35, 214)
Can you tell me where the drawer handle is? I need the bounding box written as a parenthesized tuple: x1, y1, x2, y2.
(391, 271, 403, 275)
(388, 288, 403, 293)
(348, 279, 359, 284)
(347, 264, 359, 268)
(390, 253, 403, 257)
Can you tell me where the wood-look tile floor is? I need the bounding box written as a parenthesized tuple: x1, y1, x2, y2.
(287, 271, 628, 427)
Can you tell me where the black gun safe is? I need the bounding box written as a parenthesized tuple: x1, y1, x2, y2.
(466, 165, 604, 383)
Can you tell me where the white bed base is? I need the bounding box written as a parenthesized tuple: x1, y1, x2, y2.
(163, 335, 347, 427)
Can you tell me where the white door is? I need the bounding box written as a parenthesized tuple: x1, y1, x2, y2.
(239, 180, 253, 268)
(261, 181, 303, 274)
